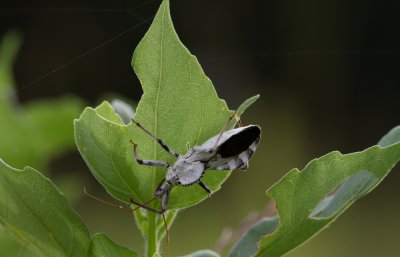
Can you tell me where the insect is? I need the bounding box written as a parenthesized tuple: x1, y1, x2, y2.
(129, 113, 261, 214)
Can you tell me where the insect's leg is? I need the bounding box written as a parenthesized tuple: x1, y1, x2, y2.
(160, 187, 171, 212)
(198, 180, 212, 197)
(130, 198, 165, 214)
(132, 120, 179, 158)
(238, 162, 248, 171)
(236, 114, 243, 127)
(130, 140, 170, 167)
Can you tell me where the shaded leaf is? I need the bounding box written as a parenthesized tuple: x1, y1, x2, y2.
(0, 31, 85, 257)
(0, 32, 84, 171)
(0, 228, 37, 257)
(90, 233, 138, 257)
(255, 127, 400, 257)
(228, 216, 279, 257)
(0, 30, 21, 98)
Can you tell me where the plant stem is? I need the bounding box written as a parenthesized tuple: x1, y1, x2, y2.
(146, 211, 158, 257)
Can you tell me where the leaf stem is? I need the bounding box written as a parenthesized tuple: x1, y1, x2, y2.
(146, 211, 158, 257)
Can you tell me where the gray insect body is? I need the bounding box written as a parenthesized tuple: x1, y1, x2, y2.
(131, 120, 261, 214)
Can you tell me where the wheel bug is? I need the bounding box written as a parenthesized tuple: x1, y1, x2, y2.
(129, 112, 261, 214)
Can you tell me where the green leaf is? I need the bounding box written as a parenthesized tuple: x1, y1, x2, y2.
(255, 127, 400, 257)
(228, 216, 279, 257)
(236, 94, 259, 117)
(0, 228, 37, 257)
(75, 1, 259, 254)
(25, 97, 85, 159)
(0, 159, 91, 257)
(0, 32, 84, 171)
(0, 30, 21, 98)
(0, 160, 139, 257)
(74, 0, 251, 210)
(179, 250, 220, 257)
(90, 233, 138, 257)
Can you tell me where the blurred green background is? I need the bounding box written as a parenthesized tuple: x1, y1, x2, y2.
(1, 0, 399, 256)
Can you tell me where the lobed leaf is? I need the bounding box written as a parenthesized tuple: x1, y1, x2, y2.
(74, 0, 257, 212)
(255, 127, 400, 257)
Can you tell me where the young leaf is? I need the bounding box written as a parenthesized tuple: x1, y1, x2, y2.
(255, 127, 400, 257)
(236, 94, 260, 117)
(0, 159, 91, 257)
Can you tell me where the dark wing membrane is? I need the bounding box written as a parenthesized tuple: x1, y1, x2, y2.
(212, 141, 257, 170)
(217, 125, 261, 158)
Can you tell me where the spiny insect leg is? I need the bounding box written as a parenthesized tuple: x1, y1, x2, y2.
(130, 140, 170, 167)
(198, 180, 212, 197)
(132, 119, 179, 158)
(130, 198, 165, 214)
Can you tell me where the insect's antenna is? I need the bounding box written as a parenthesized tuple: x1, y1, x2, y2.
(83, 187, 133, 212)
(128, 195, 159, 212)
(214, 111, 237, 148)
(162, 213, 170, 257)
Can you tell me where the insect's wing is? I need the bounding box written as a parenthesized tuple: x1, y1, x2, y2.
(206, 125, 261, 170)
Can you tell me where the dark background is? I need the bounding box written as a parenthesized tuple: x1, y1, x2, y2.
(1, 0, 399, 256)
